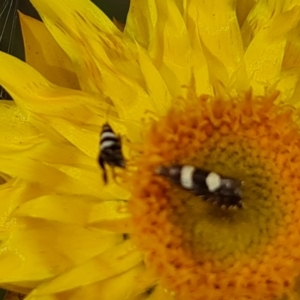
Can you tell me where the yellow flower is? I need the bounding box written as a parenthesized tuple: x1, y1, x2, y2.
(1, 0, 300, 300)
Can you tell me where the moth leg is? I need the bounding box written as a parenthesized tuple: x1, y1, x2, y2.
(99, 156, 107, 184)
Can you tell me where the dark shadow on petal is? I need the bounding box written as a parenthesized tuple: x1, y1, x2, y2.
(92, 0, 130, 23)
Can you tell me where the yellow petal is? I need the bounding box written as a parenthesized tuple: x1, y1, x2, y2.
(148, 285, 175, 300)
(62, 264, 146, 300)
(76, 264, 145, 300)
(30, 0, 161, 120)
(0, 104, 103, 197)
(187, 0, 245, 88)
(148, 1, 191, 96)
(276, 68, 300, 104)
(0, 149, 128, 200)
(125, 268, 158, 299)
(25, 265, 149, 300)
(286, 72, 300, 108)
(14, 196, 130, 228)
(112, 17, 125, 32)
(0, 104, 85, 195)
(12, 195, 95, 225)
(19, 12, 79, 89)
(236, 0, 256, 27)
(0, 52, 100, 114)
(1, 283, 33, 295)
(0, 110, 125, 198)
(39, 116, 99, 158)
(283, 25, 300, 69)
(135, 44, 172, 116)
(87, 200, 129, 223)
(0, 220, 121, 284)
(184, 3, 211, 96)
(242, 0, 300, 47)
(0, 53, 103, 153)
(0, 179, 47, 241)
(243, 5, 300, 93)
(27, 240, 142, 295)
(0, 101, 41, 150)
(0, 154, 97, 198)
(30, 0, 119, 36)
(125, 0, 157, 49)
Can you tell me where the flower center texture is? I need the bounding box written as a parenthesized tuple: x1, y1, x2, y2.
(129, 90, 300, 300)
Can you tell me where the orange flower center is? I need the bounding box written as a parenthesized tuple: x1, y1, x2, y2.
(129, 90, 300, 300)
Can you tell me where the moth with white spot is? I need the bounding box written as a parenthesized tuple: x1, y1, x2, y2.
(156, 164, 243, 209)
(98, 123, 125, 183)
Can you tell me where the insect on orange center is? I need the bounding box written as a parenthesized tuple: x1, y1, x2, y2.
(129, 90, 300, 300)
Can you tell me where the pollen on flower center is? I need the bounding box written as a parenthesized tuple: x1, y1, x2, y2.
(129, 90, 300, 300)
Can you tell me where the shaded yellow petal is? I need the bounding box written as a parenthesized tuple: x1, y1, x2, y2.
(0, 104, 91, 196)
(0, 107, 125, 198)
(0, 53, 106, 156)
(0, 143, 128, 199)
(0, 103, 111, 197)
(0, 220, 121, 284)
(148, 285, 175, 300)
(34, 114, 139, 165)
(0, 154, 99, 198)
(112, 17, 125, 32)
(0, 101, 41, 150)
(14, 196, 130, 228)
(0, 52, 101, 115)
(30, 0, 163, 120)
(126, 0, 188, 53)
(149, 1, 191, 96)
(20, 295, 55, 300)
(25, 265, 149, 300)
(184, 2, 212, 95)
(19, 12, 79, 89)
(286, 74, 300, 108)
(175, 0, 187, 13)
(27, 240, 142, 295)
(89, 218, 132, 235)
(242, 0, 300, 48)
(30, 0, 119, 36)
(12, 195, 95, 225)
(244, 6, 300, 94)
(283, 24, 300, 69)
(38, 116, 99, 158)
(2, 284, 33, 295)
(0, 179, 47, 241)
(241, 1, 300, 94)
(86, 65, 160, 119)
(135, 44, 172, 115)
(125, 0, 157, 49)
(236, 0, 256, 28)
(276, 68, 300, 104)
(81, 264, 145, 300)
(87, 200, 129, 223)
(0, 111, 93, 171)
(187, 0, 245, 89)
(125, 268, 158, 299)
(62, 264, 146, 300)
(30, 0, 119, 94)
